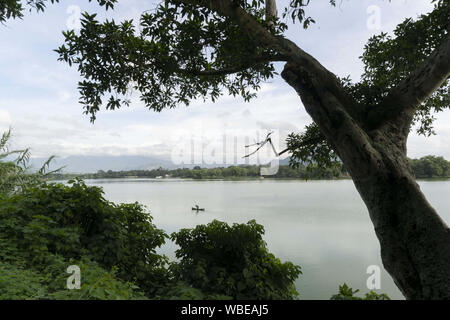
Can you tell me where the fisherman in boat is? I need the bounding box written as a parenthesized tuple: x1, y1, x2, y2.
(192, 204, 205, 211)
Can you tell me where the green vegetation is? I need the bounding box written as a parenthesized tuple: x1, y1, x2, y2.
(48, 155, 450, 181)
(171, 220, 301, 300)
(0, 129, 58, 196)
(409, 156, 450, 179)
(50, 163, 346, 181)
(0, 131, 154, 299)
(0, 180, 165, 299)
(330, 284, 390, 301)
(0, 0, 116, 24)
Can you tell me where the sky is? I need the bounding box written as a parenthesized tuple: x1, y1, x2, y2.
(0, 0, 448, 167)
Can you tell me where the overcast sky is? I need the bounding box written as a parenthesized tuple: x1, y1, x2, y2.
(0, 0, 448, 165)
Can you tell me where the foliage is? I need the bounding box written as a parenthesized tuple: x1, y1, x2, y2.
(157, 281, 206, 300)
(56, 6, 280, 122)
(355, 0, 449, 136)
(0, 258, 147, 300)
(51, 0, 337, 122)
(0, 179, 169, 299)
(47, 262, 148, 300)
(330, 284, 390, 301)
(409, 155, 450, 179)
(50, 162, 347, 181)
(0, 261, 47, 299)
(282, 0, 335, 28)
(0, 129, 59, 196)
(0, 0, 116, 24)
(170, 219, 302, 300)
(288, 0, 449, 164)
(286, 123, 340, 172)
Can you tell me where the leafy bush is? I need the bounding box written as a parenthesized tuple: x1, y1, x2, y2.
(0, 258, 147, 300)
(170, 220, 302, 300)
(330, 283, 390, 300)
(0, 262, 47, 300)
(0, 179, 169, 299)
(47, 261, 148, 300)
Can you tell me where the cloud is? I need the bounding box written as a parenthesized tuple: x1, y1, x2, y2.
(408, 111, 450, 159)
(0, 109, 11, 126)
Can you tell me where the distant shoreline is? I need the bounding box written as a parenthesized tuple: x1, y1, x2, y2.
(46, 155, 450, 181)
(48, 176, 449, 182)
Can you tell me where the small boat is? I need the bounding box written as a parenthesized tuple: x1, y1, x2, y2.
(192, 205, 205, 211)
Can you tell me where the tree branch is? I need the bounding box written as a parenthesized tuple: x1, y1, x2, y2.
(171, 0, 284, 51)
(265, 0, 278, 27)
(176, 54, 288, 77)
(367, 35, 450, 130)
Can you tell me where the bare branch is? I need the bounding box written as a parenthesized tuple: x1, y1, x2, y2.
(243, 140, 269, 158)
(277, 147, 290, 157)
(243, 131, 327, 160)
(243, 132, 277, 158)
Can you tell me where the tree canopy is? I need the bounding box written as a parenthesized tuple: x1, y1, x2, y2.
(0, 0, 116, 23)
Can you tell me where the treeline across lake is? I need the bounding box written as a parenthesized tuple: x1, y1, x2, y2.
(408, 156, 450, 179)
(49, 155, 450, 181)
(50, 163, 347, 180)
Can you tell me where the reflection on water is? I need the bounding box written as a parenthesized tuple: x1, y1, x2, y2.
(84, 178, 450, 300)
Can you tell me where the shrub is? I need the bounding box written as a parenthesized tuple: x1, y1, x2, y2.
(330, 283, 390, 300)
(170, 220, 302, 300)
(0, 262, 47, 300)
(0, 179, 169, 298)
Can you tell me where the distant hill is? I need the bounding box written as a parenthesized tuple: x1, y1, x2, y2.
(30, 155, 175, 174)
(279, 157, 291, 166)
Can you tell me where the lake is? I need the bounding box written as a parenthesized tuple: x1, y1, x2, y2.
(83, 178, 450, 300)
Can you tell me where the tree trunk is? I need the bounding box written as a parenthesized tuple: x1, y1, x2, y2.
(281, 62, 450, 300)
(347, 140, 450, 300)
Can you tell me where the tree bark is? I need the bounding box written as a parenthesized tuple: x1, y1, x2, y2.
(352, 148, 450, 300)
(281, 62, 450, 300)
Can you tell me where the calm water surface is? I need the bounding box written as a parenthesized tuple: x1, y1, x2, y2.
(83, 179, 450, 300)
